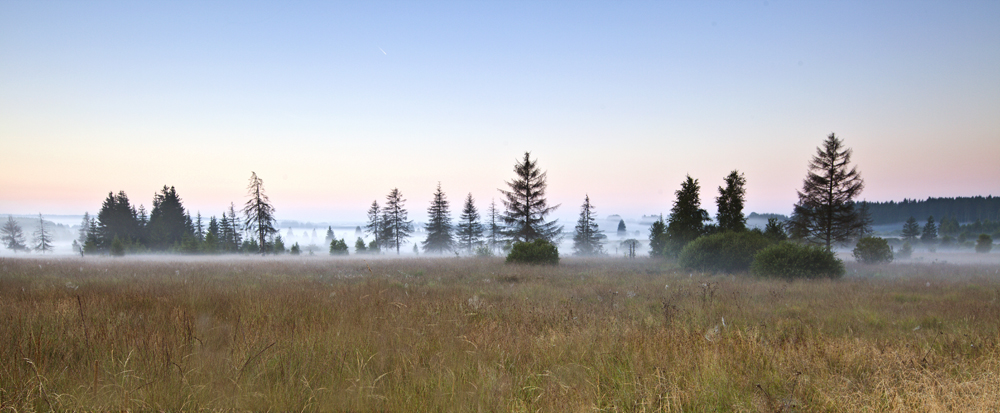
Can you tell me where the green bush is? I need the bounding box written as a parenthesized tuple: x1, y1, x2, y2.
(750, 242, 844, 279)
(678, 231, 773, 273)
(852, 236, 893, 264)
(976, 234, 993, 253)
(896, 241, 913, 259)
(506, 239, 559, 265)
(329, 238, 349, 255)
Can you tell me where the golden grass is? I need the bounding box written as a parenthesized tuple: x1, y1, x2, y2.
(1, 255, 999, 411)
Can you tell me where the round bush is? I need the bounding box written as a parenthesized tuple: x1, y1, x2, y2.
(976, 234, 993, 253)
(506, 239, 559, 265)
(853, 236, 893, 264)
(678, 231, 774, 273)
(750, 242, 844, 279)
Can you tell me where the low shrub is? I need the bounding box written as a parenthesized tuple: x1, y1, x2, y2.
(853, 236, 893, 264)
(678, 231, 773, 273)
(897, 241, 913, 259)
(976, 234, 993, 253)
(506, 239, 559, 265)
(750, 242, 844, 279)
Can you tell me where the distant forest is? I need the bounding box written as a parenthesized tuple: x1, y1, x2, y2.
(860, 196, 1000, 225)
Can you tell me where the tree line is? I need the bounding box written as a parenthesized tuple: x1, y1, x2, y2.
(861, 196, 1000, 225)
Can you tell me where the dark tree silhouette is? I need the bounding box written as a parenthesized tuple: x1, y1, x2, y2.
(98, 191, 141, 250)
(364, 200, 381, 252)
(499, 152, 562, 243)
(242, 172, 277, 255)
(666, 175, 710, 256)
(456, 193, 484, 254)
(486, 199, 504, 255)
(716, 170, 747, 232)
(648, 216, 667, 257)
(901, 217, 921, 243)
(148, 186, 190, 250)
(382, 188, 413, 254)
(616, 219, 626, 238)
(573, 195, 606, 256)
(787, 134, 865, 251)
(921, 216, 938, 244)
(422, 183, 455, 254)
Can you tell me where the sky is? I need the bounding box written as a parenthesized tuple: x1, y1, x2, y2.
(2, 0, 998, 225)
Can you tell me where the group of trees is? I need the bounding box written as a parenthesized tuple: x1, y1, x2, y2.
(1, 214, 53, 253)
(862, 196, 1000, 225)
(364, 152, 559, 256)
(899, 214, 997, 251)
(75, 172, 280, 256)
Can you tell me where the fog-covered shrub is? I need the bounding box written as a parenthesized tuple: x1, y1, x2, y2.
(678, 231, 773, 273)
(853, 236, 893, 264)
(750, 242, 844, 279)
(506, 239, 559, 265)
(896, 241, 913, 259)
(976, 234, 993, 253)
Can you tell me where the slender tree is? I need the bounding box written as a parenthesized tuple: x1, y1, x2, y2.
(456, 193, 484, 254)
(901, 216, 921, 243)
(77, 212, 90, 246)
(1, 215, 28, 252)
(242, 172, 277, 255)
(227, 203, 242, 251)
(325, 227, 335, 245)
(617, 219, 627, 238)
(666, 175, 710, 256)
(32, 214, 54, 253)
(423, 183, 455, 254)
(787, 133, 865, 251)
(195, 212, 205, 242)
(716, 170, 747, 232)
(364, 200, 381, 251)
(382, 188, 413, 254)
(498, 152, 562, 243)
(486, 199, 504, 254)
(572, 195, 606, 256)
(648, 216, 667, 257)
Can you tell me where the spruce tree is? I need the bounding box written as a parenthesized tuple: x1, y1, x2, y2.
(787, 134, 865, 251)
(148, 186, 189, 250)
(78, 212, 90, 246)
(97, 191, 141, 249)
(921, 216, 938, 244)
(355, 237, 367, 254)
(486, 199, 504, 254)
(1, 215, 28, 252)
(423, 183, 455, 254)
(325, 227, 335, 245)
(364, 201, 381, 250)
(665, 175, 710, 256)
(498, 152, 562, 243)
(617, 219, 626, 238)
(572, 195, 606, 256)
(382, 188, 413, 254)
(226, 203, 243, 251)
(242, 172, 277, 255)
(901, 217, 921, 243)
(648, 216, 667, 257)
(716, 170, 747, 232)
(32, 214, 54, 253)
(456, 193, 484, 254)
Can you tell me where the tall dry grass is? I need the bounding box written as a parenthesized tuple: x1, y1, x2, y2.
(1, 255, 999, 411)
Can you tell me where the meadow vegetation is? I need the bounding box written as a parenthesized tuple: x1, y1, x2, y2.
(2, 255, 999, 411)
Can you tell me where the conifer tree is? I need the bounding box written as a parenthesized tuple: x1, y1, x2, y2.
(148, 186, 189, 250)
(716, 170, 747, 232)
(423, 183, 455, 254)
(666, 175, 710, 256)
(227, 203, 242, 252)
(242, 172, 277, 255)
(648, 216, 667, 257)
(355, 237, 367, 254)
(78, 212, 90, 245)
(787, 134, 865, 251)
(499, 152, 562, 243)
(195, 212, 205, 242)
(31, 214, 54, 253)
(573, 195, 606, 256)
(921, 216, 938, 244)
(456, 193, 484, 254)
(364, 201, 381, 250)
(382, 188, 413, 254)
(901, 217, 921, 243)
(325, 227, 335, 245)
(617, 219, 627, 238)
(1, 215, 27, 252)
(486, 199, 504, 254)
(98, 191, 141, 249)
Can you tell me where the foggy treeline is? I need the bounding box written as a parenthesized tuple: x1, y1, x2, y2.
(861, 196, 1000, 225)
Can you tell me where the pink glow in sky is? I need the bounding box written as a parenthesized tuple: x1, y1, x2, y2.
(2, 1, 998, 224)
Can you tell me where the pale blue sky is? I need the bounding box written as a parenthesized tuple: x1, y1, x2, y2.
(2, 0, 998, 223)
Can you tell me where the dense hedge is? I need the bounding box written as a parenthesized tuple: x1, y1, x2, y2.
(678, 231, 773, 273)
(853, 236, 894, 264)
(506, 239, 559, 265)
(750, 242, 844, 279)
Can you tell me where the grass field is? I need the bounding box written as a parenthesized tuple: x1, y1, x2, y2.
(1, 255, 999, 411)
